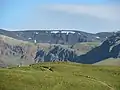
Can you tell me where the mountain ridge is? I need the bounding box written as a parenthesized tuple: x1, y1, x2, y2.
(0, 29, 114, 44)
(0, 29, 120, 66)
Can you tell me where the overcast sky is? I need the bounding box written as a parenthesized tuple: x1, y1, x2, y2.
(0, 0, 120, 33)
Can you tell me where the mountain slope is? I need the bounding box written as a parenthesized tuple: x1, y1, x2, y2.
(0, 62, 120, 90)
(0, 35, 37, 67)
(0, 30, 120, 66)
(76, 32, 120, 64)
(0, 29, 114, 44)
(0, 34, 100, 66)
(94, 58, 120, 66)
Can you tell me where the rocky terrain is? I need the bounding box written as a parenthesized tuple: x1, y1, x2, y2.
(0, 29, 120, 67)
(76, 32, 120, 64)
(0, 36, 36, 67)
(34, 31, 120, 65)
(0, 29, 114, 44)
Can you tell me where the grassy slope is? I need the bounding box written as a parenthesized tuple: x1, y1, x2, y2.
(94, 58, 120, 66)
(73, 42, 100, 55)
(0, 62, 120, 90)
(0, 35, 34, 46)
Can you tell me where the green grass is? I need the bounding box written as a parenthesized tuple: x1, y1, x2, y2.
(0, 62, 120, 90)
(94, 58, 120, 66)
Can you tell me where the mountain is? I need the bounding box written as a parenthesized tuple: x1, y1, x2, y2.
(0, 34, 79, 67)
(0, 29, 120, 66)
(0, 29, 114, 44)
(0, 34, 99, 67)
(33, 32, 120, 65)
(0, 34, 42, 67)
(76, 32, 120, 64)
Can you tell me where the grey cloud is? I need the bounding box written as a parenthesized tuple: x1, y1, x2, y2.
(44, 4, 120, 21)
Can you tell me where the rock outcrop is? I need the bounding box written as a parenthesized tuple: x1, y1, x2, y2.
(0, 39, 35, 67)
(34, 45, 77, 63)
(76, 32, 120, 64)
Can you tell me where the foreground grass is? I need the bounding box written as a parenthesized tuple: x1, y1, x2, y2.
(0, 62, 120, 90)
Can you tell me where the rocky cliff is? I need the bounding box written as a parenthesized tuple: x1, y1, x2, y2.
(76, 32, 120, 64)
(0, 29, 120, 66)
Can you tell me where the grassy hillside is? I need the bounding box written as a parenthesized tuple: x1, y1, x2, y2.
(0, 34, 34, 46)
(0, 62, 120, 90)
(94, 58, 120, 66)
(0, 34, 50, 49)
(73, 42, 100, 55)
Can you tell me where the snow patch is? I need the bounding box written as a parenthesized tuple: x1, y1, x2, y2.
(34, 32, 39, 34)
(28, 37, 32, 40)
(51, 31, 75, 34)
(96, 36, 100, 39)
(34, 40, 37, 43)
(51, 31, 59, 33)
(61, 31, 75, 34)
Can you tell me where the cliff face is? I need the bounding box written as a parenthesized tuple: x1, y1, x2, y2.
(0, 38, 35, 67)
(76, 32, 120, 64)
(34, 45, 77, 63)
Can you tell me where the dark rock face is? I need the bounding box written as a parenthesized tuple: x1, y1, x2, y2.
(34, 45, 77, 62)
(110, 44, 120, 58)
(0, 40, 23, 56)
(76, 32, 120, 64)
(34, 49, 45, 62)
(0, 39, 35, 67)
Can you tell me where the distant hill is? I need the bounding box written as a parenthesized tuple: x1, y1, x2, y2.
(0, 35, 36, 67)
(0, 34, 101, 67)
(73, 42, 100, 55)
(1, 29, 120, 66)
(93, 58, 120, 66)
(76, 32, 120, 64)
(0, 29, 114, 44)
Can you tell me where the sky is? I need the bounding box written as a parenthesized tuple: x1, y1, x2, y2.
(0, 0, 120, 33)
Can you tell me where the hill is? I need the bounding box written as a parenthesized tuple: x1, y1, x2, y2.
(1, 31, 120, 66)
(0, 62, 120, 90)
(73, 42, 100, 55)
(94, 58, 120, 66)
(76, 32, 120, 64)
(0, 34, 101, 67)
(0, 29, 114, 44)
(0, 35, 37, 67)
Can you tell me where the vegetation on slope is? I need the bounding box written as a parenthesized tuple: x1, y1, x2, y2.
(0, 62, 120, 90)
(73, 42, 100, 55)
(94, 58, 120, 66)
